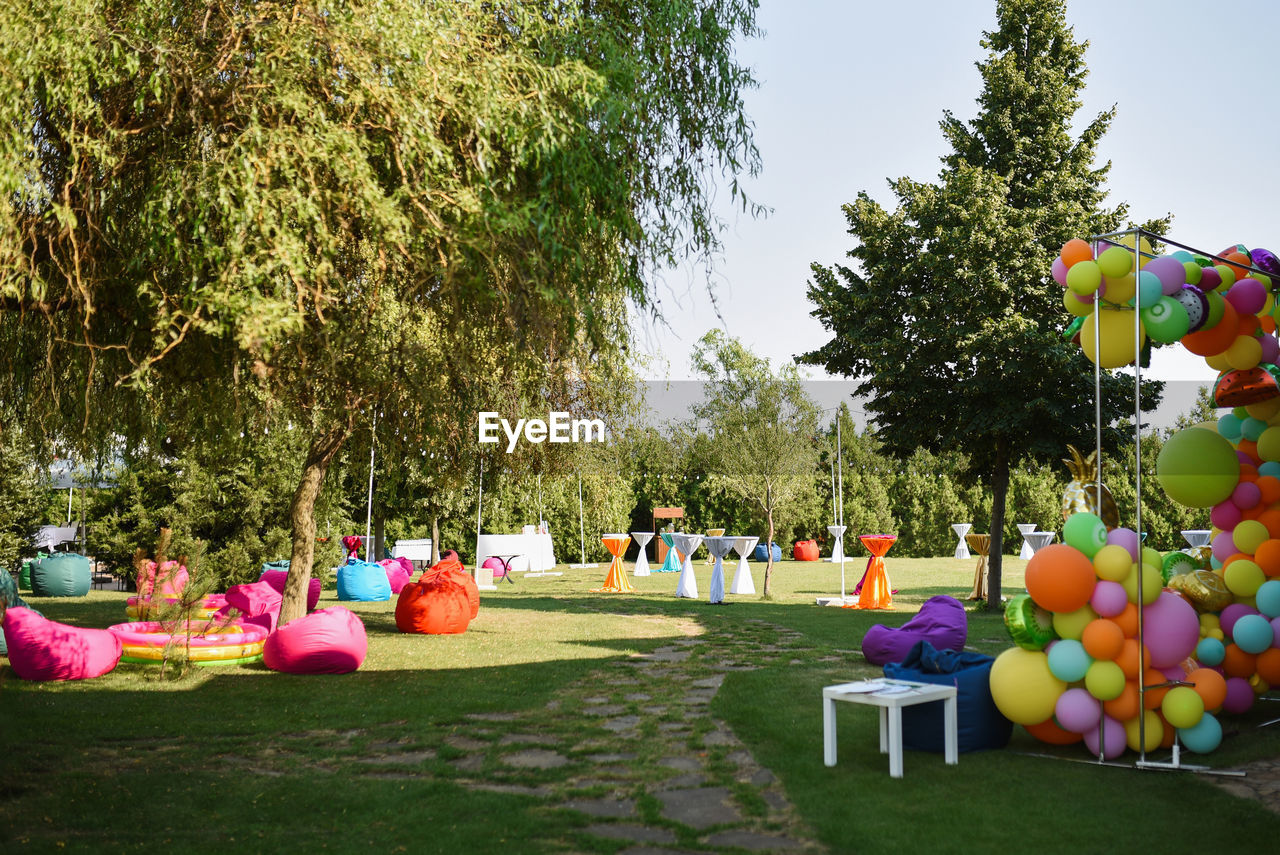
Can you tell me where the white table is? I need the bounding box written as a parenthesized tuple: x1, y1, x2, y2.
(1024, 531, 1055, 555)
(1017, 524, 1038, 559)
(729, 536, 758, 595)
(391, 538, 434, 568)
(827, 524, 846, 564)
(475, 533, 557, 575)
(631, 531, 654, 577)
(822, 679, 958, 779)
(704, 536, 735, 604)
(952, 524, 971, 560)
(670, 532, 704, 599)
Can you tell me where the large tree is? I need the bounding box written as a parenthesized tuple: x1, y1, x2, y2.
(801, 0, 1163, 608)
(0, 1, 762, 622)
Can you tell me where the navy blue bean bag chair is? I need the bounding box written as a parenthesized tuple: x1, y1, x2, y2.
(336, 559, 392, 602)
(30, 554, 91, 598)
(884, 641, 1012, 753)
(861, 594, 967, 666)
(751, 541, 783, 562)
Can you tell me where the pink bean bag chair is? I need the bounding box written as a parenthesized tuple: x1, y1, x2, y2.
(861, 595, 968, 666)
(2, 606, 122, 681)
(258, 569, 321, 612)
(263, 606, 367, 674)
(379, 558, 413, 594)
(137, 560, 188, 599)
(216, 581, 284, 634)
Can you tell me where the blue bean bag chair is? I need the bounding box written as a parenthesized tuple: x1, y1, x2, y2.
(884, 641, 1012, 753)
(862, 594, 967, 666)
(30, 553, 91, 598)
(751, 542, 782, 562)
(336, 559, 391, 602)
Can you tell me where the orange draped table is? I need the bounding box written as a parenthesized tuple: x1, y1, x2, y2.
(844, 534, 896, 610)
(965, 533, 991, 601)
(592, 534, 635, 593)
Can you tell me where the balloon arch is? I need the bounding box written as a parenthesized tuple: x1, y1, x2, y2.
(990, 228, 1280, 770)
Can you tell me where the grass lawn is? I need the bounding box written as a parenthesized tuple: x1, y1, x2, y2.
(3, 554, 1278, 853)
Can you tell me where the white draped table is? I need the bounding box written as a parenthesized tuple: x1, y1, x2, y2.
(704, 535, 736, 604)
(671, 533, 704, 599)
(475, 533, 557, 574)
(730, 536, 758, 595)
(1024, 531, 1055, 555)
(952, 524, 971, 560)
(1017, 524, 1037, 560)
(631, 531, 655, 577)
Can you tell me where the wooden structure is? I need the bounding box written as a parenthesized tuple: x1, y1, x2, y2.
(652, 507, 684, 563)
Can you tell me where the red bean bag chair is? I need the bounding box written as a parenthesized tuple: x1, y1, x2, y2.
(793, 540, 820, 561)
(2, 606, 122, 681)
(216, 581, 284, 634)
(263, 607, 367, 674)
(379, 558, 413, 594)
(861, 595, 968, 666)
(258, 569, 321, 612)
(436, 552, 479, 619)
(396, 557, 477, 634)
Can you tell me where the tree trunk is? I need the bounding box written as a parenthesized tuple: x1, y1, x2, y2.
(431, 516, 440, 564)
(280, 425, 349, 626)
(986, 444, 1011, 613)
(374, 515, 385, 562)
(762, 484, 775, 598)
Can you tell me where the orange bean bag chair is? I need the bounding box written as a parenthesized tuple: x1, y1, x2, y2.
(793, 540, 820, 561)
(395, 555, 477, 634)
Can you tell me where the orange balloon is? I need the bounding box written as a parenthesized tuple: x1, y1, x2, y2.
(1238, 440, 1260, 463)
(1082, 618, 1126, 660)
(1263, 315, 1278, 335)
(1222, 643, 1258, 679)
(1241, 504, 1266, 522)
(1222, 552, 1253, 570)
(1258, 477, 1280, 506)
(1253, 539, 1280, 576)
(1024, 717, 1083, 746)
(1258, 509, 1280, 539)
(1238, 313, 1260, 337)
(1185, 667, 1228, 711)
(1061, 239, 1094, 267)
(1184, 300, 1241, 356)
(1103, 680, 1141, 721)
(1025, 544, 1097, 613)
(1141, 667, 1170, 709)
(1255, 648, 1280, 685)
(1112, 602, 1139, 638)
(1117, 638, 1150, 680)
(1224, 250, 1253, 280)
(1157, 711, 1178, 748)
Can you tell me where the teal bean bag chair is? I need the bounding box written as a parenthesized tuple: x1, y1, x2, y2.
(31, 554, 91, 598)
(1, 568, 38, 656)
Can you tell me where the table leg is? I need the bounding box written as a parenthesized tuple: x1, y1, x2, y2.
(888, 707, 903, 778)
(878, 706, 888, 754)
(823, 697, 837, 767)
(944, 694, 958, 766)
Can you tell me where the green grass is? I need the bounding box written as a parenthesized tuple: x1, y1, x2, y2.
(3, 556, 1278, 853)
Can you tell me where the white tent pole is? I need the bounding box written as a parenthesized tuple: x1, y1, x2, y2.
(364, 411, 377, 550)
(578, 475, 586, 564)
(836, 415, 844, 526)
(476, 459, 484, 542)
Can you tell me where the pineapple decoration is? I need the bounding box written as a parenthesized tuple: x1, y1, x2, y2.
(1062, 445, 1119, 529)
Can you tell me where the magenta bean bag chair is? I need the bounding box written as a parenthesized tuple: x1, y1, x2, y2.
(263, 607, 367, 674)
(216, 581, 284, 634)
(482, 556, 507, 578)
(258, 569, 321, 612)
(2, 606, 122, 681)
(379, 558, 413, 594)
(861, 595, 968, 666)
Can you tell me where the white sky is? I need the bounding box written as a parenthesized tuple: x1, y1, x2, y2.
(632, 0, 1279, 396)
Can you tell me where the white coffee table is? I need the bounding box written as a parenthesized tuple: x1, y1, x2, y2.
(822, 678, 958, 778)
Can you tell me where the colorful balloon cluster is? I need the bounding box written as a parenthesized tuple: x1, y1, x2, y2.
(1054, 237, 1280, 387)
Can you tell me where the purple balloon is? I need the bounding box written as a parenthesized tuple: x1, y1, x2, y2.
(1053, 256, 1069, 286)
(1106, 528, 1140, 562)
(1212, 530, 1238, 563)
(1145, 256, 1187, 295)
(1056, 687, 1103, 734)
(1226, 278, 1267, 316)
(1090, 580, 1128, 617)
(1250, 247, 1280, 280)
(1232, 481, 1262, 510)
(1271, 615, 1280, 640)
(1200, 267, 1223, 292)
(1220, 602, 1260, 637)
(1237, 451, 1256, 465)
(1143, 591, 1201, 668)
(1083, 715, 1127, 759)
(1222, 677, 1255, 714)
(1211, 500, 1243, 532)
(1261, 334, 1280, 365)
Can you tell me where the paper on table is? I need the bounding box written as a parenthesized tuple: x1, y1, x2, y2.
(829, 680, 886, 694)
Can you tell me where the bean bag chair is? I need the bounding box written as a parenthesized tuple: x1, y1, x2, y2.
(396, 559, 476, 634)
(862, 595, 968, 666)
(437, 552, 479, 619)
(793, 540, 820, 561)
(136, 559, 188, 600)
(336, 559, 392, 602)
(0, 569, 37, 656)
(30, 554, 92, 598)
(379, 557, 413, 593)
(261, 559, 291, 575)
(751, 542, 783, 563)
(263, 606, 367, 674)
(20, 557, 36, 590)
(258, 569, 322, 612)
(216, 581, 284, 634)
(482, 556, 507, 578)
(2, 606, 121, 680)
(884, 641, 1012, 753)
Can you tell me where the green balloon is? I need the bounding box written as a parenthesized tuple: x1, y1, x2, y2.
(1097, 246, 1133, 279)
(1063, 512, 1107, 558)
(1140, 296, 1190, 344)
(1156, 427, 1240, 508)
(1004, 594, 1057, 650)
(1204, 290, 1226, 329)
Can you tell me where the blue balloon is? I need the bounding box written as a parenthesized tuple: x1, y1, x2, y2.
(1195, 636, 1225, 666)
(1218, 413, 1244, 442)
(1047, 639, 1092, 683)
(1136, 270, 1163, 306)
(1256, 579, 1280, 619)
(1260, 461, 1280, 479)
(1243, 417, 1268, 442)
(1179, 712, 1222, 754)
(1231, 613, 1275, 654)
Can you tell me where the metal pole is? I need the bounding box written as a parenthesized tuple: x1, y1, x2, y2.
(475, 459, 484, 542)
(1133, 229, 1147, 762)
(578, 476, 587, 564)
(364, 411, 377, 550)
(836, 415, 844, 526)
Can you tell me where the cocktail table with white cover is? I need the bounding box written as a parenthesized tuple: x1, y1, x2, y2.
(822, 678, 958, 779)
(952, 524, 971, 560)
(1017, 524, 1037, 559)
(475, 533, 556, 573)
(670, 532, 704, 599)
(703, 535, 735, 604)
(1024, 531, 1055, 555)
(631, 531, 655, 577)
(730, 536, 759, 595)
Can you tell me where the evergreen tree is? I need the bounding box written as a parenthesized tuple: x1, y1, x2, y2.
(802, 0, 1164, 606)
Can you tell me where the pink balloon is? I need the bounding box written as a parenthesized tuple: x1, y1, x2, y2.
(1220, 603, 1260, 638)
(1090, 580, 1128, 617)
(1232, 481, 1262, 510)
(1161, 663, 1189, 682)
(1223, 677, 1255, 714)
(1106, 528, 1140, 562)
(1212, 530, 1238, 563)
(1053, 256, 1069, 286)
(1083, 715, 1127, 759)
(1261, 334, 1280, 365)
(1200, 267, 1222, 291)
(1226, 278, 1267, 316)
(1143, 591, 1201, 668)
(1211, 500, 1243, 531)
(1145, 256, 1187, 295)
(1055, 687, 1103, 734)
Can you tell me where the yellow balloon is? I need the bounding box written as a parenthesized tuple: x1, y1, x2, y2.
(1223, 560, 1265, 597)
(1122, 562, 1162, 605)
(1246, 398, 1280, 422)
(1215, 264, 1237, 290)
(1233, 520, 1268, 554)
(1103, 273, 1136, 304)
(1080, 307, 1145, 369)
(989, 648, 1066, 725)
(1226, 334, 1263, 371)
(1053, 603, 1099, 640)
(1114, 233, 1155, 268)
(1064, 288, 1094, 318)
(1124, 710, 1164, 752)
(1205, 352, 1232, 372)
(1093, 544, 1133, 582)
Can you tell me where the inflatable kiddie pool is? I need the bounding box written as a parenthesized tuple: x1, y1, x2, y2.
(108, 620, 268, 666)
(126, 593, 227, 620)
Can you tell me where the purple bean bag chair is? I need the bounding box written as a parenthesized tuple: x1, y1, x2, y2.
(379, 558, 413, 594)
(258, 569, 321, 612)
(2, 606, 122, 681)
(861, 595, 968, 666)
(216, 581, 284, 634)
(263, 606, 367, 674)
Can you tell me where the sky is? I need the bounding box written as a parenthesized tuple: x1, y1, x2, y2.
(631, 0, 1280, 425)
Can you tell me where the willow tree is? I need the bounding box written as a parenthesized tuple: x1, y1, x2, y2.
(801, 0, 1163, 608)
(0, 0, 761, 622)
